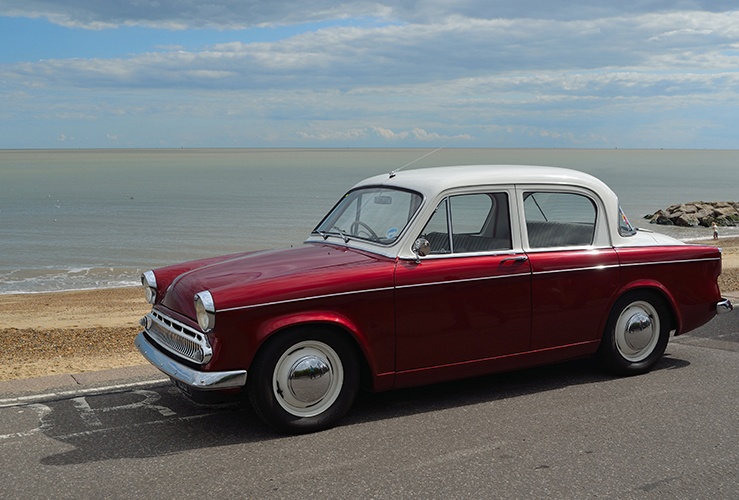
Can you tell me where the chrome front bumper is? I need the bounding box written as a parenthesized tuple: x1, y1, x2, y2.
(717, 298, 733, 315)
(135, 332, 247, 391)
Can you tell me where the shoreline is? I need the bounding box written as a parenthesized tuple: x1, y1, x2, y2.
(0, 287, 150, 381)
(1, 238, 738, 382)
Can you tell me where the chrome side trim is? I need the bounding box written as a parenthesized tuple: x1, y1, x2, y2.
(620, 257, 721, 268)
(220, 286, 395, 313)
(396, 271, 531, 290)
(717, 298, 733, 315)
(532, 264, 620, 276)
(135, 332, 247, 390)
(410, 250, 529, 260)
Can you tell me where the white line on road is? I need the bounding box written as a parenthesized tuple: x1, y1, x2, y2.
(0, 378, 169, 408)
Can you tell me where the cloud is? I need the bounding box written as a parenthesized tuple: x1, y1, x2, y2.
(5, 10, 739, 92)
(297, 126, 471, 143)
(2, 3, 739, 148)
(3, 1, 738, 30)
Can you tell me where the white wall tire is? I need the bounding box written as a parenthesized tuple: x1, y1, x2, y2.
(248, 328, 359, 433)
(272, 340, 345, 418)
(598, 292, 671, 376)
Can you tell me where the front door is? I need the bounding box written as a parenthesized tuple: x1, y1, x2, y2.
(394, 191, 532, 386)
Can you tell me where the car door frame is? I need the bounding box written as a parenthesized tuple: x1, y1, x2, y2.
(393, 185, 534, 388)
(515, 183, 620, 353)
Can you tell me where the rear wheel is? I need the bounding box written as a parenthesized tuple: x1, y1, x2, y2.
(248, 327, 359, 434)
(598, 291, 671, 375)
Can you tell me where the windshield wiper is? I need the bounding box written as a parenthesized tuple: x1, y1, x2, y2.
(315, 226, 350, 243)
(332, 226, 350, 243)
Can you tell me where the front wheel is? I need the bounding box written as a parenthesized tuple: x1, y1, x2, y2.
(247, 328, 359, 434)
(597, 292, 671, 376)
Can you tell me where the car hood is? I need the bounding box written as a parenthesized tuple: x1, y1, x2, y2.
(160, 243, 393, 319)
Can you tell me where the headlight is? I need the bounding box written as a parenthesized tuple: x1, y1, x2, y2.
(141, 270, 157, 304)
(194, 290, 216, 332)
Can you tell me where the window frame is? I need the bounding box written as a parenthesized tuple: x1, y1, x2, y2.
(517, 185, 607, 251)
(417, 189, 516, 257)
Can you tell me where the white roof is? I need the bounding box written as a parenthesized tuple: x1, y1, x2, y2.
(354, 165, 615, 200)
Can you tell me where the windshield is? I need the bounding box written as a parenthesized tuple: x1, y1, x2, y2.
(314, 187, 423, 245)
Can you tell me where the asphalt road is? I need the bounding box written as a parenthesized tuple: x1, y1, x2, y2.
(1, 311, 738, 499)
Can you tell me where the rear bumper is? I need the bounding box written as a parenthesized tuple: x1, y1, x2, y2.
(717, 298, 733, 315)
(135, 332, 247, 390)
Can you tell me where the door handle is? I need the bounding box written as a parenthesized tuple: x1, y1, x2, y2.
(501, 255, 528, 264)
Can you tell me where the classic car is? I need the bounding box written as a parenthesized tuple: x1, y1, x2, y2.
(135, 165, 733, 433)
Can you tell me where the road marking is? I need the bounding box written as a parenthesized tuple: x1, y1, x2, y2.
(0, 378, 169, 408)
(0, 404, 52, 441)
(0, 387, 228, 443)
(71, 389, 177, 430)
(72, 397, 104, 427)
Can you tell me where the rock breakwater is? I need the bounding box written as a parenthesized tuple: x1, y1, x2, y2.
(645, 201, 739, 227)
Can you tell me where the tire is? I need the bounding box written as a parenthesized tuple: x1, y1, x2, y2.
(597, 291, 671, 376)
(247, 327, 359, 434)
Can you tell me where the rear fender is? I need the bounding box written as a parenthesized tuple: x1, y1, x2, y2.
(602, 280, 681, 334)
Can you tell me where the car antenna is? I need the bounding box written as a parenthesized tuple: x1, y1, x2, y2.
(389, 146, 444, 178)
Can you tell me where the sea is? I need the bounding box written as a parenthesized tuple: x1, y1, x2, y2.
(2, 148, 738, 295)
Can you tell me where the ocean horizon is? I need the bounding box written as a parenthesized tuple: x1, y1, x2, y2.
(2, 148, 738, 294)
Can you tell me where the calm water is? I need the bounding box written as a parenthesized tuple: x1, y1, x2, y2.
(1, 148, 738, 294)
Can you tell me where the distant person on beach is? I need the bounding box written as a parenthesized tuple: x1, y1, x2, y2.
(713, 222, 719, 240)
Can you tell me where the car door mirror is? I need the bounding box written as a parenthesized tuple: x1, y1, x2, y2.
(412, 238, 431, 262)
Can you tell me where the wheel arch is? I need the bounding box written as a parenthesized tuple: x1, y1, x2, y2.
(253, 313, 375, 390)
(604, 281, 680, 334)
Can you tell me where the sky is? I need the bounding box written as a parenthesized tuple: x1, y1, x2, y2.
(1, 1, 738, 149)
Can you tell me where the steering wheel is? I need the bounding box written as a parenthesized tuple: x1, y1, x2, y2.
(350, 220, 380, 240)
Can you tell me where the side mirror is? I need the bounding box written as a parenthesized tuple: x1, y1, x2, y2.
(412, 238, 431, 263)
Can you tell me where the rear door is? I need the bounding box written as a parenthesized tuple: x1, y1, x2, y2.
(519, 187, 620, 350)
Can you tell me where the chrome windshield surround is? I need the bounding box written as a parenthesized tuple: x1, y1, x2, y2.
(141, 310, 213, 364)
(313, 186, 424, 247)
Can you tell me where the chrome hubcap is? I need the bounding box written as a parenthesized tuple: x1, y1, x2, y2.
(615, 301, 660, 362)
(273, 340, 344, 417)
(624, 311, 653, 351)
(287, 355, 332, 404)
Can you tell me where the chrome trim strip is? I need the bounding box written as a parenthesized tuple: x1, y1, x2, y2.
(396, 271, 531, 290)
(523, 245, 610, 253)
(135, 332, 247, 390)
(717, 298, 733, 315)
(532, 264, 620, 276)
(409, 251, 527, 260)
(620, 257, 721, 268)
(220, 286, 395, 313)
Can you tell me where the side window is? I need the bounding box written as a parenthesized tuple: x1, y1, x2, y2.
(450, 194, 492, 234)
(419, 193, 512, 254)
(420, 198, 450, 253)
(523, 192, 596, 248)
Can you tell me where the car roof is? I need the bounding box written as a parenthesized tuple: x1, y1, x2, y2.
(354, 164, 614, 199)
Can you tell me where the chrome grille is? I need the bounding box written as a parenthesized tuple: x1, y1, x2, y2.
(143, 310, 212, 364)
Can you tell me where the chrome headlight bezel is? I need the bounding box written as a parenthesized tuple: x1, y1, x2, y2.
(194, 290, 216, 332)
(142, 270, 157, 304)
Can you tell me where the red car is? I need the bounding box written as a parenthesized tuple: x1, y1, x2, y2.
(136, 165, 733, 433)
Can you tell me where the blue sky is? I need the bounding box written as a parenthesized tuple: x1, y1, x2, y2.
(1, 1, 738, 149)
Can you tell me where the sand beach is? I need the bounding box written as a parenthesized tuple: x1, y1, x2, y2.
(1, 237, 738, 382)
